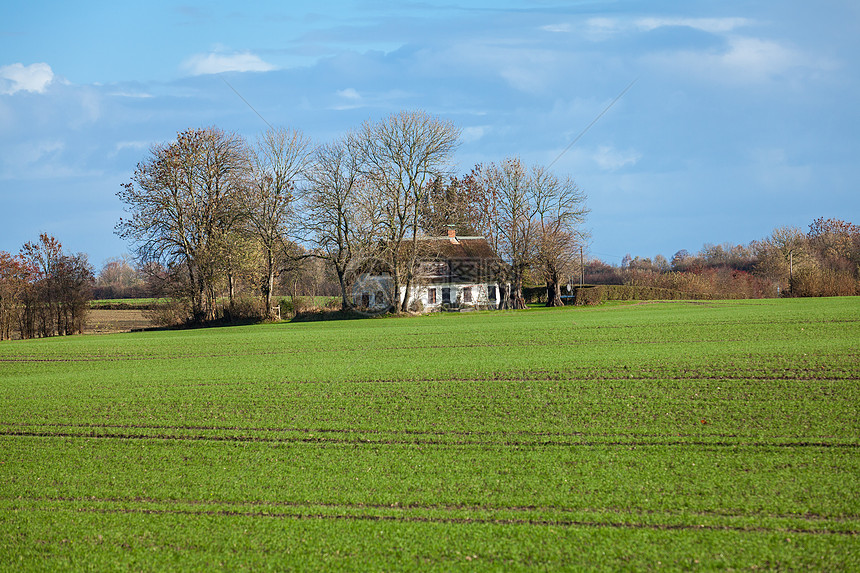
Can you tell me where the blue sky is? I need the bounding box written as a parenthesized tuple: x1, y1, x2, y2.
(2, 1, 858, 268)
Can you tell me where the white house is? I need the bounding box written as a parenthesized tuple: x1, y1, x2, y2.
(353, 229, 501, 312)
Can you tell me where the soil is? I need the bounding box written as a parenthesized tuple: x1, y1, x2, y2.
(84, 310, 152, 335)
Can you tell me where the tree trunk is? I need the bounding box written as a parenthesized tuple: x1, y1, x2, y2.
(262, 268, 275, 319)
(190, 266, 205, 324)
(228, 273, 235, 306)
(261, 249, 277, 319)
(546, 280, 564, 307)
(497, 282, 512, 309)
(390, 257, 401, 314)
(205, 282, 218, 322)
(401, 275, 412, 313)
(337, 267, 350, 311)
(511, 276, 527, 310)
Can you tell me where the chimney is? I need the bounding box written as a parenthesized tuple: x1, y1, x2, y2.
(446, 225, 458, 244)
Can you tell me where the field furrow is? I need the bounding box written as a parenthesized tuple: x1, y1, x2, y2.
(1, 298, 858, 570)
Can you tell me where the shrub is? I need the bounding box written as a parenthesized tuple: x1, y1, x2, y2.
(224, 296, 263, 321)
(522, 286, 547, 304)
(291, 296, 312, 314)
(145, 298, 191, 327)
(573, 286, 604, 306)
(572, 285, 713, 305)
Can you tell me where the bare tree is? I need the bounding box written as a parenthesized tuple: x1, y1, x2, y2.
(477, 158, 539, 309)
(470, 159, 588, 309)
(245, 127, 312, 317)
(116, 127, 251, 322)
(0, 251, 30, 340)
(95, 255, 145, 299)
(301, 133, 368, 310)
(20, 233, 64, 337)
(357, 110, 460, 312)
(808, 217, 860, 271)
(17, 234, 93, 338)
(752, 226, 810, 293)
(420, 173, 484, 237)
(532, 166, 589, 306)
(52, 252, 94, 334)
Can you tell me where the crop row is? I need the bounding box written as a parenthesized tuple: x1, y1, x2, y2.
(1, 298, 858, 570)
(4, 503, 857, 571)
(3, 434, 858, 516)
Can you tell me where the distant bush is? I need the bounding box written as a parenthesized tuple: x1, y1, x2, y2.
(145, 298, 192, 327)
(522, 286, 547, 304)
(291, 296, 313, 315)
(791, 268, 859, 297)
(279, 296, 322, 318)
(224, 296, 263, 321)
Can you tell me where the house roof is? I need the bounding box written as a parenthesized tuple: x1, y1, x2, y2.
(415, 235, 499, 284)
(421, 236, 498, 261)
(357, 234, 500, 284)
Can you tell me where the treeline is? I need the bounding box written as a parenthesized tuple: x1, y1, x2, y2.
(92, 252, 339, 305)
(0, 234, 94, 340)
(584, 218, 860, 299)
(116, 111, 589, 323)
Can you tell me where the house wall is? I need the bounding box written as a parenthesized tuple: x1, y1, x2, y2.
(402, 282, 499, 310)
(352, 274, 499, 311)
(351, 274, 394, 309)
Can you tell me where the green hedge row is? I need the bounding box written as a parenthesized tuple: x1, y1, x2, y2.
(571, 285, 713, 305)
(522, 286, 548, 304)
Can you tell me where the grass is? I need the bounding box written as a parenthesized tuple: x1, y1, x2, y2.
(88, 298, 162, 309)
(1, 297, 858, 570)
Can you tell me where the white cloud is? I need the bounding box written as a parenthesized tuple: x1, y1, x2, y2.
(719, 36, 797, 79)
(337, 88, 361, 100)
(0, 62, 54, 95)
(584, 17, 622, 41)
(460, 126, 488, 143)
(541, 23, 571, 33)
(0, 140, 63, 179)
(109, 140, 152, 158)
(115, 140, 150, 151)
(410, 40, 567, 95)
(107, 90, 153, 99)
(331, 87, 364, 110)
(593, 145, 641, 171)
(182, 51, 276, 75)
(582, 16, 749, 41)
(636, 17, 751, 34)
(747, 147, 812, 191)
(642, 33, 832, 85)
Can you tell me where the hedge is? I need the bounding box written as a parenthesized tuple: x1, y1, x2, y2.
(571, 285, 713, 305)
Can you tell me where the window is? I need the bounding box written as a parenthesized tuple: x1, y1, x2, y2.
(463, 286, 472, 302)
(442, 287, 451, 303)
(427, 288, 437, 304)
(488, 285, 497, 301)
(361, 293, 370, 307)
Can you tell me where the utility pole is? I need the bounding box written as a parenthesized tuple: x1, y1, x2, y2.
(580, 245, 584, 287)
(789, 250, 793, 294)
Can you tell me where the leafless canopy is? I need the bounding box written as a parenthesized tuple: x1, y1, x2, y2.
(356, 110, 460, 312)
(300, 132, 368, 309)
(473, 158, 588, 308)
(117, 127, 251, 322)
(245, 127, 313, 316)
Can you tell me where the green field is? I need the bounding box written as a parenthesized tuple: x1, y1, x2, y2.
(1, 298, 858, 570)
